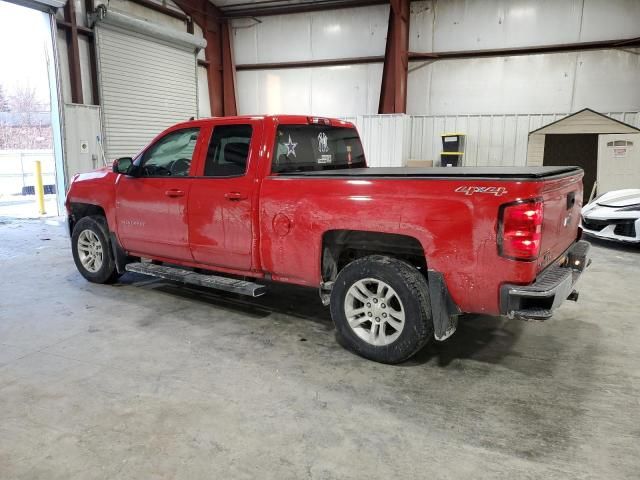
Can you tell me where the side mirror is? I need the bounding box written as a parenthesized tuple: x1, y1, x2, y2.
(113, 157, 133, 175)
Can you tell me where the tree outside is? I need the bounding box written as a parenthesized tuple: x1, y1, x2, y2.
(0, 83, 52, 150)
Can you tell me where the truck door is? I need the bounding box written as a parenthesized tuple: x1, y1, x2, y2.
(187, 121, 261, 271)
(115, 127, 202, 261)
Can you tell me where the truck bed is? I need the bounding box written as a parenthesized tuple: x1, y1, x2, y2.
(280, 166, 581, 180)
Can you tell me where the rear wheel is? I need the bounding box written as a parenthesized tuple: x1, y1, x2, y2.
(71, 216, 120, 284)
(330, 255, 433, 364)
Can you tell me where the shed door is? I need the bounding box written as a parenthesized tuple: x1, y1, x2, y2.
(597, 134, 640, 195)
(544, 134, 598, 204)
(94, 24, 198, 160)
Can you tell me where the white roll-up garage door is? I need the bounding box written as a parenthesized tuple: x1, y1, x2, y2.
(94, 8, 206, 160)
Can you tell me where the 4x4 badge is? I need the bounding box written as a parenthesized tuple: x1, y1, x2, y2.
(455, 186, 508, 197)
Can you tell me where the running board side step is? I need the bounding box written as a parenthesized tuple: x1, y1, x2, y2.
(125, 262, 266, 297)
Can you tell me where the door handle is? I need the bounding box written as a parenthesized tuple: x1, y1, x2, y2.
(224, 192, 248, 201)
(165, 189, 185, 198)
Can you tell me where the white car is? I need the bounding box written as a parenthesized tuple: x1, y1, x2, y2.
(581, 189, 640, 243)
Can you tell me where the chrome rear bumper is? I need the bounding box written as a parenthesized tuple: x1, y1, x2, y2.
(500, 240, 591, 320)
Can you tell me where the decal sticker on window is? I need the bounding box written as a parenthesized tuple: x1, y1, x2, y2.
(283, 135, 298, 157)
(318, 132, 329, 153)
(318, 154, 332, 164)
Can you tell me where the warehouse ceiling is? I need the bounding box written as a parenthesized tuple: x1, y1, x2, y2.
(213, 0, 388, 17)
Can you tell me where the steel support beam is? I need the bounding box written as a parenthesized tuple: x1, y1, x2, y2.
(409, 37, 640, 60)
(236, 56, 383, 71)
(56, 0, 100, 104)
(235, 37, 640, 71)
(63, 0, 84, 104)
(85, 0, 99, 105)
(378, 0, 409, 114)
(173, 0, 237, 117)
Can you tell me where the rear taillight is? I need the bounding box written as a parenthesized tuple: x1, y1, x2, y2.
(498, 199, 544, 260)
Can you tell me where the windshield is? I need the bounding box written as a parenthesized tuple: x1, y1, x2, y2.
(272, 125, 366, 173)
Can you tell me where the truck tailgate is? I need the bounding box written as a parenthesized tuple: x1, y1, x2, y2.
(537, 171, 584, 272)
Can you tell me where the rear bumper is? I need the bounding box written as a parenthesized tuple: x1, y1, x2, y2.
(500, 240, 591, 320)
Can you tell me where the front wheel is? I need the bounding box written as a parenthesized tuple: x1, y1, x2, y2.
(330, 255, 433, 364)
(71, 216, 120, 284)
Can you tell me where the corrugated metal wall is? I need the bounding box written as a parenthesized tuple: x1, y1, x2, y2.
(345, 112, 640, 167)
(342, 115, 411, 167)
(94, 23, 199, 159)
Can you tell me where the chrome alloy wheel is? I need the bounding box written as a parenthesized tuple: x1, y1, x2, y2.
(77, 229, 104, 273)
(344, 278, 405, 346)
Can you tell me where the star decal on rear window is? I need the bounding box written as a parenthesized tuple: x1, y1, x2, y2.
(283, 135, 298, 157)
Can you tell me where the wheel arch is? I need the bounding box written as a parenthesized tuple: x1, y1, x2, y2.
(321, 229, 460, 341)
(67, 202, 108, 234)
(67, 203, 129, 274)
(321, 229, 428, 284)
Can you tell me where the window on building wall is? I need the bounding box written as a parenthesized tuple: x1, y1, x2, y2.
(607, 140, 634, 147)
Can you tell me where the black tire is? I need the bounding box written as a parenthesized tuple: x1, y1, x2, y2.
(330, 255, 433, 364)
(71, 216, 120, 284)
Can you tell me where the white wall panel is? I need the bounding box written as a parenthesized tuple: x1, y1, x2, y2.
(409, 1, 434, 53)
(236, 70, 259, 114)
(78, 36, 94, 105)
(580, 0, 640, 41)
(232, 20, 259, 64)
(406, 61, 432, 115)
(409, 0, 640, 54)
(407, 47, 640, 117)
(56, 29, 72, 104)
(425, 0, 583, 52)
(256, 15, 312, 63)
(236, 64, 382, 116)
(231, 4, 389, 65)
(408, 53, 578, 115)
(197, 66, 211, 118)
(237, 68, 312, 114)
(572, 49, 640, 112)
(310, 6, 388, 59)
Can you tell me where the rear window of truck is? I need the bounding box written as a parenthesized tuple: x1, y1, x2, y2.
(272, 125, 366, 173)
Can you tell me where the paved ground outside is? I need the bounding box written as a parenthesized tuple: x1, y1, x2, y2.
(0, 194, 58, 219)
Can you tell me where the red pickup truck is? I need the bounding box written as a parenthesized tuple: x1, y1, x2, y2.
(66, 115, 590, 363)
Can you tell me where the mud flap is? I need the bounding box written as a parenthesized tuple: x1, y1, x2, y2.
(427, 270, 461, 341)
(109, 232, 129, 274)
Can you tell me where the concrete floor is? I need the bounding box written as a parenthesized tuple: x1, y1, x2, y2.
(1, 218, 639, 480)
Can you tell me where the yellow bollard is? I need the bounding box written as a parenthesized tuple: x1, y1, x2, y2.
(34, 160, 46, 215)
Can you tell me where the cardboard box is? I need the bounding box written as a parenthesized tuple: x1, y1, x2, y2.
(406, 160, 434, 167)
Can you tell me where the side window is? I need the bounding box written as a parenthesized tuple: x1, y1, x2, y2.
(140, 128, 200, 177)
(204, 124, 253, 177)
